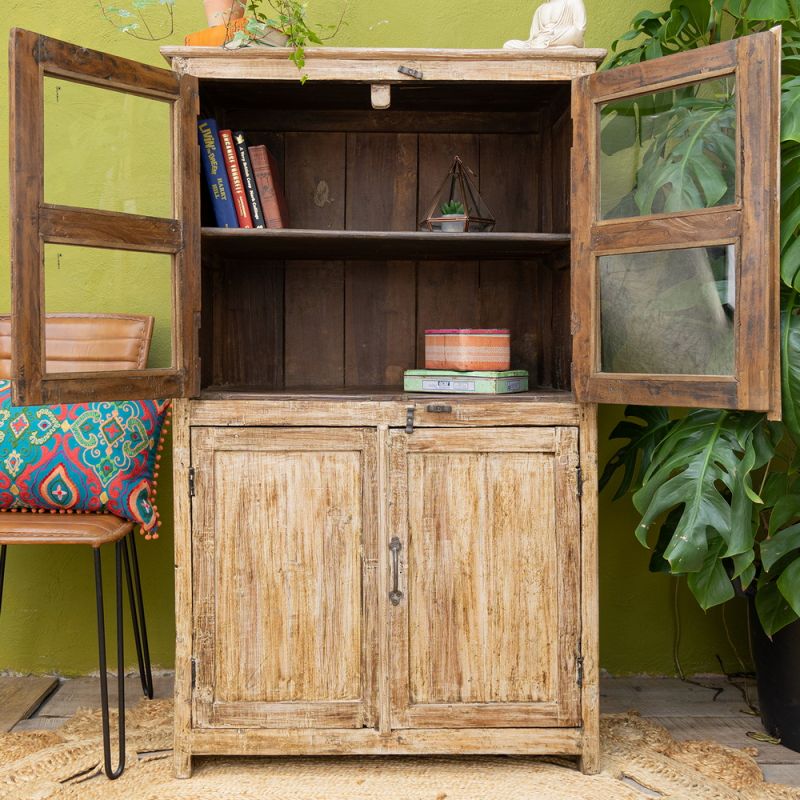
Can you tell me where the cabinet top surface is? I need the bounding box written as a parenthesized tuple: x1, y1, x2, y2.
(161, 46, 606, 80)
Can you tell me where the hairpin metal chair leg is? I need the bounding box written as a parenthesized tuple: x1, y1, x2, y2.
(93, 543, 125, 779)
(0, 544, 6, 616)
(123, 532, 153, 699)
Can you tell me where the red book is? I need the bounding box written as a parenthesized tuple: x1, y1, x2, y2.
(219, 129, 253, 229)
(248, 145, 289, 229)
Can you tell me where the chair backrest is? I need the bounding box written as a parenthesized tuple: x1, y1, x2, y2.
(0, 314, 154, 380)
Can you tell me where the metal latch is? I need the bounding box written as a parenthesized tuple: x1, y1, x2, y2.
(398, 65, 424, 80)
(426, 404, 452, 414)
(406, 407, 415, 434)
(576, 655, 584, 688)
(188, 467, 196, 498)
(576, 465, 583, 498)
(191, 657, 197, 689)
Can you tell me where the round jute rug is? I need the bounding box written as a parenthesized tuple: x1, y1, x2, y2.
(0, 700, 797, 800)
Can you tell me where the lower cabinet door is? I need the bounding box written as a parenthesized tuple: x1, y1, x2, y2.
(388, 427, 582, 729)
(190, 427, 378, 729)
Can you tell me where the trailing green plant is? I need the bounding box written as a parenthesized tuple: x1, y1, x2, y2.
(440, 200, 466, 215)
(601, 0, 800, 636)
(227, 0, 347, 76)
(98, 0, 175, 41)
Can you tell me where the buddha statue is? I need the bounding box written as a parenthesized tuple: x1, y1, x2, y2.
(503, 0, 587, 49)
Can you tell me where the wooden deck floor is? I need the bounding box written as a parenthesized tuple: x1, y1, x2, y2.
(1, 673, 798, 786)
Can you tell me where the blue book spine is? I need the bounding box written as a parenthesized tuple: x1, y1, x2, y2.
(198, 118, 238, 228)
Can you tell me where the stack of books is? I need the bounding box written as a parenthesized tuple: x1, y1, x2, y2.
(198, 118, 288, 229)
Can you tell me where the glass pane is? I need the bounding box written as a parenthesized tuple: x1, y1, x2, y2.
(44, 244, 172, 372)
(600, 77, 736, 220)
(600, 246, 735, 375)
(44, 78, 172, 218)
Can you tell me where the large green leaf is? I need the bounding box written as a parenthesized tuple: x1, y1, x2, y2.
(756, 576, 800, 636)
(687, 534, 736, 609)
(778, 557, 800, 616)
(633, 411, 771, 574)
(762, 521, 800, 570)
(781, 289, 800, 443)
(599, 406, 676, 500)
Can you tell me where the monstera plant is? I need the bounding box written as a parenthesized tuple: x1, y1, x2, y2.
(601, 0, 800, 638)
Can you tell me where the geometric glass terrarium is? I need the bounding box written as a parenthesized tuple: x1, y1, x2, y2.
(420, 156, 496, 232)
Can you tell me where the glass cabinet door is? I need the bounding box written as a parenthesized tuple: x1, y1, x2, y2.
(9, 29, 200, 404)
(572, 29, 780, 415)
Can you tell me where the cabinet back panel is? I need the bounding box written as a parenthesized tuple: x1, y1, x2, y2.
(202, 257, 570, 391)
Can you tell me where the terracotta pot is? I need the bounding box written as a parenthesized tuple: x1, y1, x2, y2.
(203, 0, 245, 27)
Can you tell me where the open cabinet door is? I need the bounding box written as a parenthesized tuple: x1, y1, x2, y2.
(572, 29, 781, 415)
(9, 29, 200, 404)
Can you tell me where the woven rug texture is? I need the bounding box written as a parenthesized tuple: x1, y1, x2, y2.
(0, 700, 798, 799)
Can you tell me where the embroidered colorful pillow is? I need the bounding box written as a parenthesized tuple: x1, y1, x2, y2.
(0, 381, 169, 538)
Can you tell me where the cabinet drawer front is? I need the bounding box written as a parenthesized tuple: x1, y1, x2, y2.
(190, 427, 378, 729)
(388, 427, 581, 728)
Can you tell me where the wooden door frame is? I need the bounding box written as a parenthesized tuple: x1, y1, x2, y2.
(386, 426, 582, 729)
(9, 28, 201, 404)
(571, 29, 781, 415)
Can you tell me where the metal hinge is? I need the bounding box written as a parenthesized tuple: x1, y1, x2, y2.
(406, 406, 415, 434)
(576, 654, 584, 688)
(576, 465, 583, 498)
(188, 467, 196, 498)
(191, 657, 197, 689)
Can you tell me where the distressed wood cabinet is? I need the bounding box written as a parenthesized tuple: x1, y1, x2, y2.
(8, 27, 781, 778)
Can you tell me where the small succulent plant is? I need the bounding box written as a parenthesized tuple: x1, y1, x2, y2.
(440, 200, 466, 216)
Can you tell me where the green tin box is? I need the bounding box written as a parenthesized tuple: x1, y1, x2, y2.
(403, 369, 529, 394)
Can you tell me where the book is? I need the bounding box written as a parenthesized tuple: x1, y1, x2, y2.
(219, 129, 254, 228)
(403, 369, 529, 395)
(197, 118, 238, 228)
(184, 18, 247, 46)
(232, 132, 266, 228)
(248, 145, 289, 229)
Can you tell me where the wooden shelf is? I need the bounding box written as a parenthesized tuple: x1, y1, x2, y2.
(201, 228, 571, 261)
(199, 385, 575, 402)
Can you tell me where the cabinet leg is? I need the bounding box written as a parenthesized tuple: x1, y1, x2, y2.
(578, 745, 600, 775)
(174, 747, 192, 779)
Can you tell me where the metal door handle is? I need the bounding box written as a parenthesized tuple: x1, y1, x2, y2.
(389, 537, 404, 606)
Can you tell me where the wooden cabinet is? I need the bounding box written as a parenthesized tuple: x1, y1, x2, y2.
(7, 26, 782, 780)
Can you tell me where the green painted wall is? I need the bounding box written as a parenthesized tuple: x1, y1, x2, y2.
(0, 0, 752, 676)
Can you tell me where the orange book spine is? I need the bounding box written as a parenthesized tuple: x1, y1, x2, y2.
(249, 144, 288, 229)
(219, 129, 253, 229)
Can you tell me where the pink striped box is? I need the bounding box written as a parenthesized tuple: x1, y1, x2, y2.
(424, 329, 511, 371)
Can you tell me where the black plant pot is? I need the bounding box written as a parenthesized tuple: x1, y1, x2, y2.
(750, 599, 800, 752)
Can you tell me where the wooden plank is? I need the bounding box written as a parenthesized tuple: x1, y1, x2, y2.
(210, 261, 284, 390)
(578, 405, 600, 774)
(186, 725, 584, 756)
(591, 209, 740, 253)
(186, 397, 581, 428)
(226, 109, 543, 134)
(201, 229, 571, 261)
(345, 133, 417, 232)
(172, 398, 193, 778)
(18, 369, 186, 406)
(402, 427, 556, 453)
(737, 29, 781, 414)
(417, 133, 480, 222)
(344, 261, 416, 386)
(10, 28, 45, 405)
(35, 30, 180, 99)
(0, 677, 59, 732)
(39, 206, 182, 253)
(284, 132, 346, 230)
(584, 374, 738, 409)
(587, 38, 736, 101)
(175, 72, 202, 399)
(285, 262, 344, 388)
(479, 133, 540, 232)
